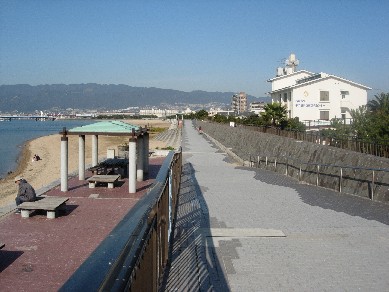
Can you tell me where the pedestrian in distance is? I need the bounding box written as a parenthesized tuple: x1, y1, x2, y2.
(14, 176, 36, 213)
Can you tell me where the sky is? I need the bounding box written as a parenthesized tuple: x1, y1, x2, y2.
(1, 0, 388, 98)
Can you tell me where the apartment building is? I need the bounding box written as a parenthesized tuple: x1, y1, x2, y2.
(231, 92, 247, 114)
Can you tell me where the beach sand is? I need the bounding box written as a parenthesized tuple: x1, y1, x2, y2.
(0, 119, 171, 207)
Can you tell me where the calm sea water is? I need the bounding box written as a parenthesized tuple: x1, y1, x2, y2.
(0, 119, 94, 178)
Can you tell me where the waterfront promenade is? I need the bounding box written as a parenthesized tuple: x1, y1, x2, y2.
(162, 121, 389, 291)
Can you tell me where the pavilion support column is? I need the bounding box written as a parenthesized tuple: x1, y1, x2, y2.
(143, 132, 149, 176)
(78, 135, 85, 180)
(61, 136, 68, 192)
(128, 136, 137, 193)
(137, 134, 144, 182)
(92, 135, 98, 167)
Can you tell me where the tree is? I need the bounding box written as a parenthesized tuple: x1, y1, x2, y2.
(285, 117, 306, 132)
(195, 109, 209, 120)
(349, 105, 371, 139)
(261, 103, 287, 127)
(366, 93, 389, 142)
(367, 92, 389, 114)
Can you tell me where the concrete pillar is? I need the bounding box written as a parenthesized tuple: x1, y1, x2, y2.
(137, 135, 144, 181)
(143, 132, 149, 175)
(61, 136, 68, 192)
(92, 135, 98, 166)
(128, 137, 137, 193)
(79, 135, 85, 180)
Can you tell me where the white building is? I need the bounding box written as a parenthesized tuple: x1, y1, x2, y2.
(139, 108, 179, 118)
(249, 101, 266, 115)
(267, 54, 371, 122)
(208, 108, 234, 117)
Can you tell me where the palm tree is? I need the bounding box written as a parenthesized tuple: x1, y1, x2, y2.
(367, 92, 389, 114)
(261, 103, 287, 127)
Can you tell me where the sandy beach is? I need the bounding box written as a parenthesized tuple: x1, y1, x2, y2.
(0, 119, 171, 207)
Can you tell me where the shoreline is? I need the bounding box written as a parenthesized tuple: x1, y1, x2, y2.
(0, 119, 171, 208)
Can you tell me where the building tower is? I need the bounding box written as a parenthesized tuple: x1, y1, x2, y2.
(231, 92, 247, 114)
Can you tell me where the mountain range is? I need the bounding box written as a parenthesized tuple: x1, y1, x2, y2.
(0, 84, 268, 113)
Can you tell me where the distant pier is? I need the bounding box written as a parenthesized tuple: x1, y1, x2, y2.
(0, 115, 56, 121)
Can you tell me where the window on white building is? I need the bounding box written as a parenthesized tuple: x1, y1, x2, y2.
(283, 93, 287, 102)
(340, 91, 349, 99)
(320, 91, 329, 102)
(341, 108, 346, 119)
(320, 110, 329, 120)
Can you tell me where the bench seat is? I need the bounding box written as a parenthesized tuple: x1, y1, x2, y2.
(18, 197, 69, 219)
(87, 174, 120, 189)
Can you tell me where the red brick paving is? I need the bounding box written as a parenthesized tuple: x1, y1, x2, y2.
(0, 157, 165, 292)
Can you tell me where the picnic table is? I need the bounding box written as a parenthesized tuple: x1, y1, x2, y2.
(89, 158, 128, 177)
(87, 174, 121, 189)
(18, 196, 69, 219)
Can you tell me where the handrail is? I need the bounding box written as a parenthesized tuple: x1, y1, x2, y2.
(60, 148, 182, 292)
(248, 153, 389, 201)
(238, 124, 389, 158)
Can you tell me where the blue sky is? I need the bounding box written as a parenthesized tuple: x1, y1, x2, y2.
(1, 0, 388, 98)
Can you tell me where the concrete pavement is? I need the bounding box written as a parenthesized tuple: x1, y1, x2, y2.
(161, 121, 389, 291)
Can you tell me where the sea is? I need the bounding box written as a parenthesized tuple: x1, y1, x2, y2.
(0, 119, 94, 179)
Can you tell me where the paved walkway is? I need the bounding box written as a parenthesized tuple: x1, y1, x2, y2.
(161, 121, 389, 291)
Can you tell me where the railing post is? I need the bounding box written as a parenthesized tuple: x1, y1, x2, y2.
(339, 167, 343, 193)
(371, 170, 375, 201)
(299, 164, 302, 181)
(274, 158, 277, 170)
(285, 158, 288, 176)
(316, 165, 320, 186)
(265, 156, 268, 166)
(257, 155, 260, 168)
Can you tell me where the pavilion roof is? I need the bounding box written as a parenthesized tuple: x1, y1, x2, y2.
(63, 121, 143, 136)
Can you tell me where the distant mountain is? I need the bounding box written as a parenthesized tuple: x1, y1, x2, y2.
(0, 84, 268, 113)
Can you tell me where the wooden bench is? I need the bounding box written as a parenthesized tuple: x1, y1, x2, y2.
(18, 196, 69, 219)
(87, 174, 120, 189)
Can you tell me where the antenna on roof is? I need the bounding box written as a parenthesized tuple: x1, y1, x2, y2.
(285, 53, 299, 73)
(276, 53, 300, 76)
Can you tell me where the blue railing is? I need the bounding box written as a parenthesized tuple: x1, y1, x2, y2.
(60, 149, 182, 291)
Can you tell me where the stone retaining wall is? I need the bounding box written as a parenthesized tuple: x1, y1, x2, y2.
(198, 121, 389, 203)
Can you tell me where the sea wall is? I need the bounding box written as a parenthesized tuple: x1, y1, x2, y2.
(197, 121, 389, 203)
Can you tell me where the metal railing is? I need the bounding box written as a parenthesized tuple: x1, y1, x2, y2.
(248, 153, 389, 201)
(239, 125, 389, 158)
(60, 149, 182, 292)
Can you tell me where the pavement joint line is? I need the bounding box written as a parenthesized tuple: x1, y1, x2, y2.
(183, 151, 226, 154)
(199, 228, 286, 237)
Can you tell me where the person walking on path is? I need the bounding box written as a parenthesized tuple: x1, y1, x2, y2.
(14, 176, 36, 213)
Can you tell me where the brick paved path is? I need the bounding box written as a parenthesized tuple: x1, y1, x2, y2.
(161, 121, 389, 291)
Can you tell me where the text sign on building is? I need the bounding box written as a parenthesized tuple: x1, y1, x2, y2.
(295, 99, 325, 108)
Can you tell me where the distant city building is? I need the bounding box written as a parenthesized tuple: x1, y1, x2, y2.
(249, 101, 266, 115)
(267, 54, 371, 122)
(231, 92, 247, 114)
(183, 107, 195, 115)
(208, 108, 234, 117)
(139, 108, 179, 118)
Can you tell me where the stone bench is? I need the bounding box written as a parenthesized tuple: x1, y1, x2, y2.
(18, 196, 69, 219)
(87, 174, 120, 189)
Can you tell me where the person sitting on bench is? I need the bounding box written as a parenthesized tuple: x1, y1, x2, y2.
(14, 176, 36, 214)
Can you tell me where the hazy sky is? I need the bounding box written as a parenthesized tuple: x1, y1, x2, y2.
(1, 0, 388, 98)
